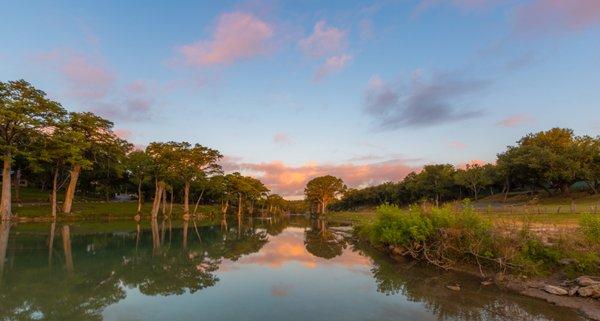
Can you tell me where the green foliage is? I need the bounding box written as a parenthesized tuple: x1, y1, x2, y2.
(362, 202, 600, 275)
(580, 214, 600, 244)
(304, 175, 346, 213)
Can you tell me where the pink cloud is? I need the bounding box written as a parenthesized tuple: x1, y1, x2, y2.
(496, 114, 534, 127)
(273, 132, 292, 145)
(513, 0, 600, 34)
(35, 49, 115, 100)
(457, 159, 488, 170)
(34, 50, 158, 122)
(126, 80, 149, 94)
(179, 12, 273, 66)
(314, 54, 352, 80)
(114, 128, 132, 139)
(448, 140, 467, 150)
(222, 158, 416, 198)
(299, 21, 347, 58)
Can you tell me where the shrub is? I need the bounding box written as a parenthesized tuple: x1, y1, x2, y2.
(580, 214, 600, 244)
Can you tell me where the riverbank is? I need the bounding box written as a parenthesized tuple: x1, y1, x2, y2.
(9, 201, 220, 222)
(329, 204, 600, 320)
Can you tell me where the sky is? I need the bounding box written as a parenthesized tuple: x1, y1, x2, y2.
(1, 0, 600, 198)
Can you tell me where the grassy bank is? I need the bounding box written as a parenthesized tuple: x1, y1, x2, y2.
(12, 201, 220, 220)
(353, 203, 600, 277)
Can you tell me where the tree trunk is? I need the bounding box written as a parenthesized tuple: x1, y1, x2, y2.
(51, 168, 59, 219)
(62, 225, 73, 274)
(192, 189, 204, 215)
(169, 188, 173, 217)
(14, 168, 21, 205)
(161, 188, 167, 216)
(151, 180, 165, 219)
(151, 219, 160, 253)
(183, 181, 190, 214)
(1, 153, 12, 221)
(62, 164, 82, 214)
(137, 179, 143, 213)
(237, 194, 242, 218)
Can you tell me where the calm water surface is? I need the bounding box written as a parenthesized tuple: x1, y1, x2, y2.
(0, 217, 590, 321)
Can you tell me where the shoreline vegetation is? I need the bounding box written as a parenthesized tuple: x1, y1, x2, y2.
(327, 203, 600, 320)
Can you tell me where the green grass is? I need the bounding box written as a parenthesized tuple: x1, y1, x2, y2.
(14, 201, 220, 220)
(326, 210, 377, 225)
(327, 208, 586, 228)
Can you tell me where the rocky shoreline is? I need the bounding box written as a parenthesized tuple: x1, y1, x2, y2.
(386, 244, 600, 320)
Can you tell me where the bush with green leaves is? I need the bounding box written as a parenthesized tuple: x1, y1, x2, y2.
(580, 214, 600, 244)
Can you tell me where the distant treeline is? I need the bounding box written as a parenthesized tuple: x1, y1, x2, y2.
(331, 128, 600, 211)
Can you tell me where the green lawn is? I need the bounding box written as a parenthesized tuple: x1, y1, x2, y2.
(326, 207, 586, 228)
(13, 201, 220, 220)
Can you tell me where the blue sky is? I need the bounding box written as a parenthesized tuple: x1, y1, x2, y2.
(1, 0, 599, 197)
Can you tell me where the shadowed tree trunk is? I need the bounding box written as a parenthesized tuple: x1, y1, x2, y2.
(1, 153, 12, 220)
(61, 225, 73, 274)
(161, 189, 167, 216)
(14, 168, 21, 205)
(183, 181, 190, 214)
(51, 168, 59, 219)
(62, 164, 82, 214)
(137, 179, 143, 213)
(237, 194, 242, 218)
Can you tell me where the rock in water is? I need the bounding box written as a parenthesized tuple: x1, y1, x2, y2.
(578, 284, 600, 298)
(543, 285, 568, 296)
(576, 276, 600, 287)
(446, 285, 461, 291)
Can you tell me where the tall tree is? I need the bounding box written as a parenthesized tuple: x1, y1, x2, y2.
(174, 142, 222, 215)
(0, 80, 65, 220)
(61, 112, 131, 214)
(454, 163, 493, 200)
(30, 119, 88, 218)
(146, 142, 178, 218)
(304, 175, 346, 215)
(416, 164, 456, 206)
(125, 150, 153, 213)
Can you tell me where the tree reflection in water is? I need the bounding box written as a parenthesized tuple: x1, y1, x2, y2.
(0, 219, 269, 321)
(304, 218, 347, 259)
(0, 218, 588, 321)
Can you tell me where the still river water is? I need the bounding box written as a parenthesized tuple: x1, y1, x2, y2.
(0, 216, 590, 321)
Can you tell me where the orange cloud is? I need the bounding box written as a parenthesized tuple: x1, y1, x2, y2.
(222, 158, 416, 198)
(179, 12, 274, 66)
(496, 114, 534, 127)
(273, 132, 292, 145)
(457, 159, 490, 170)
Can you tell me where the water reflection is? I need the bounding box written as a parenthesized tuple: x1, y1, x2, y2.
(0, 218, 589, 321)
